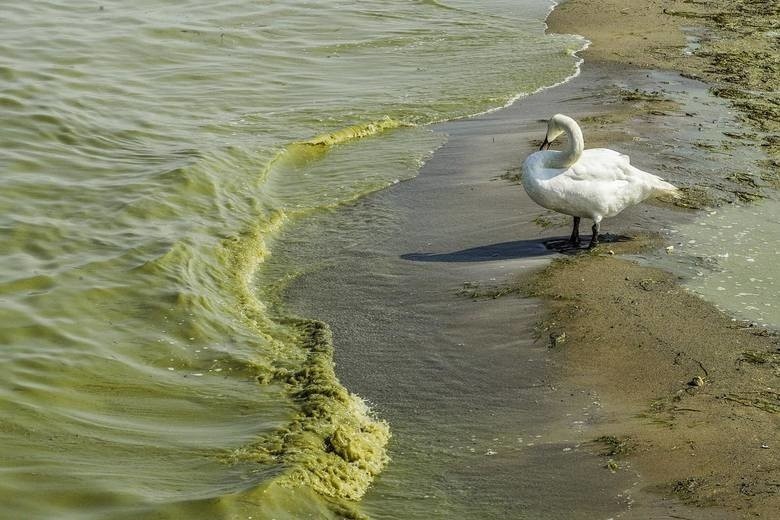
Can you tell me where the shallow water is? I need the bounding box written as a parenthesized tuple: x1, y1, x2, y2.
(0, 1, 585, 517)
(627, 76, 780, 330)
(600, 68, 780, 332)
(672, 199, 780, 329)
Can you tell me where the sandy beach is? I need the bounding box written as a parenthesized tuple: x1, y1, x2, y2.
(279, 0, 779, 518)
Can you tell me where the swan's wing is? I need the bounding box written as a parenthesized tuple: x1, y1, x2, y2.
(573, 149, 674, 187)
(564, 149, 676, 215)
(567, 149, 634, 182)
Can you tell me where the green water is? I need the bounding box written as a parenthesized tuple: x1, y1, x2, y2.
(0, 1, 584, 517)
(672, 199, 780, 329)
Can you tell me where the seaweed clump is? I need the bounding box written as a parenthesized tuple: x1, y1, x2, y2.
(231, 319, 391, 504)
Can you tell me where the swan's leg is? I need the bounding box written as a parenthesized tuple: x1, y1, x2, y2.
(569, 216, 581, 246)
(588, 219, 601, 249)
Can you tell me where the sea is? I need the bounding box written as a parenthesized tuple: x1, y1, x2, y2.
(0, 1, 587, 519)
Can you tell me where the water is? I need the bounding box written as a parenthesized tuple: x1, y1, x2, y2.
(0, 1, 585, 518)
(626, 74, 780, 331)
(672, 198, 780, 329)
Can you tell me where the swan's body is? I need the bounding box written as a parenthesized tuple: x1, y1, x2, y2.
(521, 114, 678, 248)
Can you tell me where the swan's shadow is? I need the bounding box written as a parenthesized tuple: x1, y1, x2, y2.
(401, 239, 551, 263)
(401, 234, 634, 263)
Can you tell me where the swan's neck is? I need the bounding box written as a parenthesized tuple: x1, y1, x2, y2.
(550, 121, 584, 168)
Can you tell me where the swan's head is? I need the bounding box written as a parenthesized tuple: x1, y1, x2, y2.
(539, 114, 577, 150)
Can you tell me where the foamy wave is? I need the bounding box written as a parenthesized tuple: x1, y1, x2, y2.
(302, 117, 408, 147)
(217, 209, 390, 512)
(227, 320, 390, 504)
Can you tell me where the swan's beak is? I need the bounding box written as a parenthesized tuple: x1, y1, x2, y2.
(539, 138, 550, 151)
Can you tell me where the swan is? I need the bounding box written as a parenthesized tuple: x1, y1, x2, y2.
(521, 114, 678, 248)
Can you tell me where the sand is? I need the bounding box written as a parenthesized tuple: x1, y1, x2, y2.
(279, 1, 779, 518)
(543, 0, 780, 516)
(528, 245, 780, 516)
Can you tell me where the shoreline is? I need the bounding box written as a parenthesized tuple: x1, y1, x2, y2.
(277, 0, 778, 517)
(279, 60, 767, 517)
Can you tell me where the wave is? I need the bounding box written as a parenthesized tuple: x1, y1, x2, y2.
(214, 138, 394, 514)
(255, 117, 409, 191)
(301, 117, 408, 148)
(229, 320, 390, 505)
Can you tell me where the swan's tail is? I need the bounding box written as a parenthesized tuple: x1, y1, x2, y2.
(651, 178, 681, 199)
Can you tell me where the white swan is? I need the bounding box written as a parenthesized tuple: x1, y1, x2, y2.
(521, 114, 678, 248)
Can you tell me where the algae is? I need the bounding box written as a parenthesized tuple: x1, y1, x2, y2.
(456, 280, 522, 300)
(671, 477, 705, 502)
(674, 186, 717, 209)
(594, 435, 636, 457)
(532, 212, 569, 230)
(668, 0, 780, 190)
(500, 166, 523, 183)
(217, 213, 390, 510)
(740, 350, 780, 366)
(237, 319, 391, 502)
(721, 391, 780, 414)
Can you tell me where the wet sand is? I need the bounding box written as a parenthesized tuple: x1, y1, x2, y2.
(279, 1, 779, 518)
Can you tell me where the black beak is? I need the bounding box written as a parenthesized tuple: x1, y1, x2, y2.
(539, 138, 550, 151)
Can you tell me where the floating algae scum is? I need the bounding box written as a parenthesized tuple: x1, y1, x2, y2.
(0, 1, 588, 518)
